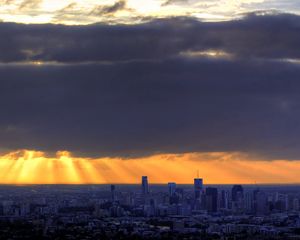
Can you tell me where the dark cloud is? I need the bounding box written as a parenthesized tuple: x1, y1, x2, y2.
(0, 13, 300, 159)
(0, 58, 300, 159)
(0, 13, 299, 63)
(90, 0, 127, 16)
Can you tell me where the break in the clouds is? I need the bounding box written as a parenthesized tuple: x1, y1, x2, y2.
(0, 0, 300, 24)
(0, 13, 300, 159)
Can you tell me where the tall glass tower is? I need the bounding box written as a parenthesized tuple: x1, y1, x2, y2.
(142, 176, 149, 195)
(168, 182, 176, 197)
(194, 178, 203, 199)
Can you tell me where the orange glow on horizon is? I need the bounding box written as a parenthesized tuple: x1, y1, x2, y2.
(0, 150, 299, 185)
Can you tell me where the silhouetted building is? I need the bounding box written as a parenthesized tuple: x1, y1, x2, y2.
(168, 182, 176, 197)
(206, 187, 218, 212)
(142, 176, 149, 195)
(220, 190, 229, 209)
(194, 178, 203, 199)
(232, 185, 244, 202)
(0, 177, 298, 239)
(253, 188, 260, 213)
(111, 185, 116, 202)
(245, 191, 254, 213)
(256, 191, 268, 215)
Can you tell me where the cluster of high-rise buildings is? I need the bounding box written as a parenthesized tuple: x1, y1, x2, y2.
(122, 176, 300, 216)
(0, 178, 300, 239)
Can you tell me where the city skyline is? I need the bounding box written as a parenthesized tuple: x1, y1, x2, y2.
(0, 176, 299, 239)
(1, 0, 300, 185)
(2, 1, 300, 239)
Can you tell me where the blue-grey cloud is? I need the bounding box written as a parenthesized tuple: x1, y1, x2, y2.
(90, 0, 127, 16)
(0, 58, 300, 159)
(0, 13, 300, 159)
(0, 13, 300, 63)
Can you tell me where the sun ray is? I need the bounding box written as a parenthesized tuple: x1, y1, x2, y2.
(0, 150, 300, 184)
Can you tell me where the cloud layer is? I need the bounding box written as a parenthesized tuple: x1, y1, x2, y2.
(1, 0, 300, 24)
(0, 13, 300, 159)
(0, 13, 300, 63)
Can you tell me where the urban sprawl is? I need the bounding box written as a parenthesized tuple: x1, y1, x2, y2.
(1, 178, 300, 239)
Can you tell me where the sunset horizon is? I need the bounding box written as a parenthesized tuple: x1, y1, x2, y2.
(0, 149, 300, 185)
(1, 1, 300, 239)
(1, 7, 300, 184)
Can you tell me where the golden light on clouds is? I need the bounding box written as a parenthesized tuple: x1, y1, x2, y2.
(0, 150, 299, 184)
(180, 50, 233, 59)
(0, 0, 297, 25)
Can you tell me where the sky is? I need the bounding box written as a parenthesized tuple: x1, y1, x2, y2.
(0, 0, 300, 184)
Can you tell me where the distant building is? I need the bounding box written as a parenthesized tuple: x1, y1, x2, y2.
(111, 185, 116, 202)
(142, 176, 149, 195)
(293, 198, 299, 211)
(206, 187, 218, 212)
(232, 185, 244, 202)
(194, 178, 203, 199)
(245, 191, 254, 213)
(220, 190, 229, 209)
(168, 182, 176, 197)
(274, 193, 288, 212)
(256, 191, 268, 215)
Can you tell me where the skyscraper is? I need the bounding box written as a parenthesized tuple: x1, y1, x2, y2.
(245, 191, 254, 213)
(142, 176, 149, 195)
(194, 178, 203, 199)
(168, 182, 176, 197)
(256, 191, 268, 215)
(206, 187, 218, 212)
(232, 185, 244, 202)
(111, 185, 116, 202)
(220, 190, 229, 209)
